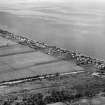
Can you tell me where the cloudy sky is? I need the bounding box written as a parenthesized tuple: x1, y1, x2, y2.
(0, 0, 69, 3)
(0, 0, 104, 4)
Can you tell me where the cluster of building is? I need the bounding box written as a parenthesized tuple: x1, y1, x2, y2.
(0, 29, 105, 74)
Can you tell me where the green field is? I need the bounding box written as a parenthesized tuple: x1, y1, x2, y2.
(0, 37, 84, 82)
(0, 37, 104, 105)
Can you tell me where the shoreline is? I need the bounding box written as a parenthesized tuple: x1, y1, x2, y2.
(0, 29, 105, 72)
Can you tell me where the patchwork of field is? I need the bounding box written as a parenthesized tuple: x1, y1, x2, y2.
(0, 37, 105, 105)
(0, 37, 84, 82)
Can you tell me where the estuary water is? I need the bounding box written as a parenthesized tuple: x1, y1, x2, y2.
(0, 1, 105, 59)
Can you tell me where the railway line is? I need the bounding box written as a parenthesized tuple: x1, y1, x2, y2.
(0, 71, 84, 87)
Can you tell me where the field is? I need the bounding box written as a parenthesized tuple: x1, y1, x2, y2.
(0, 37, 104, 105)
(0, 37, 85, 82)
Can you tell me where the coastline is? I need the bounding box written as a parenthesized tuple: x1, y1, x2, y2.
(0, 29, 105, 73)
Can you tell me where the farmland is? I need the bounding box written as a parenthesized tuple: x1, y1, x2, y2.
(0, 33, 104, 105)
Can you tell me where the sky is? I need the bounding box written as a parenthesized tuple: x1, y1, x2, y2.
(0, 0, 105, 4)
(0, 0, 67, 3)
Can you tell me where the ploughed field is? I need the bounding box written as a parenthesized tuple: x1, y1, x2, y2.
(0, 37, 84, 82)
(0, 33, 105, 105)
